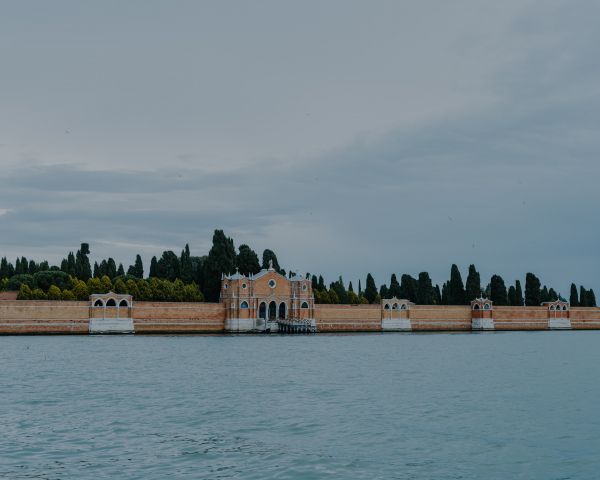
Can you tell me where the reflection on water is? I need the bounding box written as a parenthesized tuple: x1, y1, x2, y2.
(1, 332, 600, 479)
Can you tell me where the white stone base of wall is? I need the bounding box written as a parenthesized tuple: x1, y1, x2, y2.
(89, 318, 134, 334)
(266, 320, 280, 333)
(472, 318, 495, 331)
(224, 318, 255, 332)
(381, 318, 412, 331)
(549, 318, 571, 329)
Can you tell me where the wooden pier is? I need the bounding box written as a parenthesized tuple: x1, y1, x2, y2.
(277, 318, 317, 334)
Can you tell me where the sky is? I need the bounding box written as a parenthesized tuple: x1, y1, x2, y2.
(1, 1, 599, 295)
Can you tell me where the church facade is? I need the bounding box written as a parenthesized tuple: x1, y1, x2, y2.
(220, 262, 315, 332)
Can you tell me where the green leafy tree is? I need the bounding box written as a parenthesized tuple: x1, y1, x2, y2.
(47, 285, 62, 300)
(61, 290, 76, 301)
(18, 284, 32, 300)
(31, 288, 47, 300)
(72, 280, 89, 300)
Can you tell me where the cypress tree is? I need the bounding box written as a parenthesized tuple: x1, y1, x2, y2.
(261, 249, 281, 272)
(364, 274, 378, 304)
(399, 274, 418, 302)
(524, 273, 541, 306)
(379, 284, 389, 299)
(540, 286, 550, 303)
(127, 254, 144, 279)
(348, 281, 354, 293)
(203, 230, 237, 302)
(570, 283, 579, 306)
(447, 264, 466, 305)
(388, 274, 401, 298)
(507, 285, 517, 306)
(441, 282, 449, 304)
(417, 272, 434, 305)
(149, 256, 158, 278)
(548, 288, 558, 301)
(106, 258, 117, 279)
(0, 257, 8, 278)
(311, 275, 318, 291)
(75, 243, 92, 281)
(180, 244, 194, 283)
(515, 280, 524, 306)
(93, 262, 100, 278)
(465, 264, 481, 301)
(117, 263, 125, 277)
(236, 244, 261, 276)
(489, 275, 508, 305)
(358, 279, 362, 295)
(318, 275, 326, 291)
(588, 289, 597, 307)
(434, 284, 442, 304)
(580, 286, 588, 307)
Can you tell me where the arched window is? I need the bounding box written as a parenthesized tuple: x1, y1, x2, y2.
(258, 302, 267, 319)
(278, 302, 287, 319)
(473, 304, 480, 310)
(93, 299, 104, 307)
(550, 305, 555, 311)
(562, 305, 567, 311)
(384, 304, 390, 310)
(392, 303, 399, 310)
(484, 303, 491, 310)
(400, 304, 407, 310)
(119, 299, 129, 307)
(106, 298, 117, 307)
(301, 301, 309, 309)
(269, 301, 277, 320)
(240, 301, 249, 309)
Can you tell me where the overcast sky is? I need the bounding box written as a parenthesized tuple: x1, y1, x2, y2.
(1, 1, 599, 294)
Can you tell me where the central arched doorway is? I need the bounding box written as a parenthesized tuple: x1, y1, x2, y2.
(268, 301, 277, 320)
(278, 302, 287, 319)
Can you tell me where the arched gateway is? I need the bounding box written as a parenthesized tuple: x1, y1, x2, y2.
(220, 263, 315, 332)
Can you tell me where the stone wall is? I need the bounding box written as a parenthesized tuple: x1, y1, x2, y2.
(570, 307, 600, 329)
(409, 305, 472, 331)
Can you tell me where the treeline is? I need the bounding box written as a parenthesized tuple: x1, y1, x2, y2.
(0, 231, 597, 307)
(15, 273, 203, 302)
(311, 264, 596, 307)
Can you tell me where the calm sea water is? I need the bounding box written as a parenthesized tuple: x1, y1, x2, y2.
(1, 332, 599, 479)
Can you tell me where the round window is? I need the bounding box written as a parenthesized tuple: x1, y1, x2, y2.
(302, 284, 307, 291)
(268, 279, 276, 288)
(242, 283, 247, 289)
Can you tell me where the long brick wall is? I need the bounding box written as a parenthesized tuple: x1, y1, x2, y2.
(0, 300, 89, 334)
(3, 299, 600, 334)
(314, 304, 381, 331)
(132, 302, 225, 333)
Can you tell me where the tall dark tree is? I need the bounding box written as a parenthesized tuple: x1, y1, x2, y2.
(548, 288, 558, 302)
(580, 286, 588, 307)
(507, 285, 518, 306)
(447, 264, 466, 305)
(399, 274, 418, 302)
(588, 289, 597, 307)
(93, 262, 100, 278)
(127, 255, 144, 279)
(348, 281, 354, 293)
(203, 230, 237, 302)
(331, 277, 348, 304)
(149, 256, 158, 278)
(317, 275, 326, 291)
(106, 258, 117, 279)
(364, 274, 378, 304)
(236, 244, 261, 276)
(311, 275, 318, 291)
(388, 274, 401, 298)
(434, 284, 442, 304)
(570, 283, 579, 306)
(465, 264, 481, 301)
(261, 249, 281, 272)
(524, 273, 541, 306)
(156, 251, 180, 281)
(75, 243, 92, 280)
(117, 263, 125, 277)
(379, 284, 389, 299)
(515, 280, 524, 306)
(489, 275, 508, 305)
(416, 272, 434, 305)
(180, 244, 194, 284)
